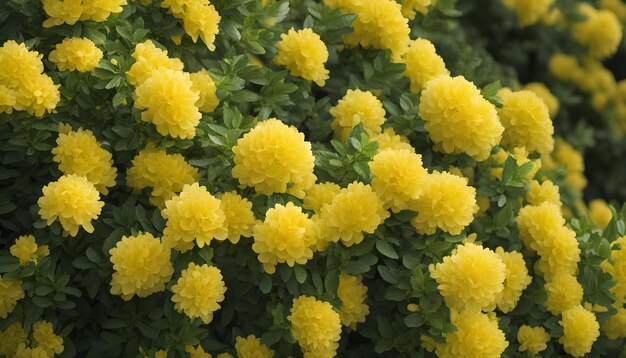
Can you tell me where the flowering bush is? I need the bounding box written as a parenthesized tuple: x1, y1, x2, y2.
(1, 0, 626, 357)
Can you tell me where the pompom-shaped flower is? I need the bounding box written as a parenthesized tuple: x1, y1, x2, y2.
(603, 307, 626, 340)
(52, 125, 117, 194)
(526, 180, 561, 207)
(330, 89, 386, 141)
(589, 199, 612, 229)
(498, 89, 554, 154)
(572, 5, 623, 59)
(232, 118, 316, 198)
(289, 296, 342, 356)
(127, 40, 184, 87)
(37, 174, 104, 237)
(559, 305, 600, 357)
(220, 191, 256, 244)
(0, 277, 24, 319)
(180, 2, 221, 51)
(401, 0, 432, 19)
(190, 69, 219, 112)
(109, 232, 174, 300)
(10, 235, 44, 265)
(0, 322, 27, 357)
(171, 262, 226, 324)
(126, 146, 199, 207)
(419, 76, 503, 160)
(501, 0, 555, 27)
(517, 325, 550, 355)
(49, 37, 102, 72)
(548, 53, 582, 82)
(303, 182, 341, 213)
(369, 149, 428, 212)
(524, 82, 560, 117)
(42, 0, 126, 27)
(235, 335, 275, 358)
(435, 310, 508, 358)
(252, 202, 315, 274)
(494, 247, 532, 313)
(32, 321, 64, 356)
(337, 274, 369, 329)
(600, 236, 626, 306)
(15, 344, 49, 358)
(317, 182, 390, 247)
(410, 171, 478, 235)
(372, 127, 413, 152)
(134, 68, 201, 139)
(544, 273, 584, 315)
(274, 28, 329, 86)
(402, 38, 449, 93)
(162, 183, 227, 252)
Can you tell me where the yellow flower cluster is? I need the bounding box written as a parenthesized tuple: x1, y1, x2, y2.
(10, 235, 49, 266)
(330, 89, 386, 141)
(32, 321, 64, 356)
(544, 272, 584, 314)
(235, 335, 275, 358)
(127, 40, 184, 87)
(559, 305, 600, 357)
(220, 191, 256, 244)
(434, 310, 508, 358)
(589, 199, 613, 229)
(401, 38, 449, 93)
(517, 325, 550, 355)
(109, 232, 174, 300)
(42, 0, 126, 27)
(543, 137, 587, 192)
(289, 295, 342, 358)
(526, 179, 560, 207)
(49, 37, 102, 72)
(232, 118, 316, 198)
(494, 247, 532, 313)
(0, 40, 60, 117)
(161, 0, 221, 50)
(372, 127, 413, 152)
(369, 149, 428, 212)
(603, 307, 626, 340)
(0, 277, 24, 319)
(303, 182, 341, 213)
(419, 76, 503, 160)
(0, 323, 27, 357)
(524, 82, 560, 118)
(190, 69, 220, 113)
(274, 28, 329, 86)
(501, 0, 555, 27)
(126, 145, 199, 207)
(337, 274, 369, 328)
(400, 0, 432, 19)
(171, 262, 226, 324)
(572, 4, 623, 59)
(52, 124, 117, 195)
(38, 174, 104, 237)
(162, 183, 227, 251)
(601, 236, 626, 307)
(15, 344, 49, 357)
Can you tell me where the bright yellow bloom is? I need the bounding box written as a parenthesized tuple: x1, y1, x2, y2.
(410, 171, 478, 235)
(498, 89, 554, 154)
(494, 248, 532, 313)
(274, 28, 329, 86)
(400, 0, 432, 19)
(0, 277, 23, 319)
(435, 310, 508, 358)
(601, 236, 626, 306)
(559, 305, 600, 357)
(589, 199, 613, 229)
(185, 345, 211, 358)
(180, 2, 221, 50)
(402, 38, 449, 93)
(303, 182, 341, 213)
(52, 125, 117, 194)
(171, 262, 226, 324)
(603, 307, 626, 340)
(526, 180, 560, 207)
(162, 183, 227, 251)
(337, 274, 369, 329)
(524, 82, 560, 117)
(419, 76, 503, 160)
(501, 0, 555, 27)
(517, 325, 550, 355)
(544, 273, 584, 315)
(126, 146, 199, 208)
(15, 344, 50, 358)
(235, 335, 275, 358)
(37, 174, 104, 237)
(252, 202, 315, 274)
(232, 118, 316, 198)
(32, 321, 64, 356)
(548, 53, 582, 82)
(190, 69, 219, 112)
(372, 127, 413, 152)
(127, 40, 185, 87)
(42, 0, 127, 27)
(369, 149, 428, 212)
(0, 322, 27, 357)
(289, 296, 342, 356)
(10, 235, 39, 265)
(49, 37, 102, 72)
(553, 138, 587, 192)
(109, 232, 174, 300)
(134, 68, 201, 139)
(330, 89, 386, 141)
(220, 191, 256, 244)
(572, 4, 623, 59)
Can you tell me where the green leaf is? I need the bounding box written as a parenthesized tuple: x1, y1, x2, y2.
(376, 240, 399, 259)
(404, 313, 425, 328)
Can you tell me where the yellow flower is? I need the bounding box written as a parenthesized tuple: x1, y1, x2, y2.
(429, 242, 506, 311)
(180, 2, 221, 51)
(419, 76, 503, 160)
(369, 149, 428, 212)
(435, 310, 508, 358)
(289, 296, 342, 356)
(544, 273, 584, 315)
(162, 183, 227, 252)
(372, 127, 413, 152)
(559, 305, 600, 357)
(517, 325, 550, 355)
(401, 38, 449, 93)
(524, 82, 560, 117)
(171, 262, 226, 324)
(18, 74, 61, 117)
(15, 344, 50, 358)
(232, 118, 316, 198)
(37, 174, 104, 237)
(42, 0, 126, 27)
(603, 307, 626, 340)
(52, 125, 117, 194)
(494, 248, 532, 313)
(501, 0, 555, 27)
(410, 171, 478, 235)
(190, 69, 219, 112)
(601, 0, 626, 21)
(303, 182, 341, 213)
(553, 138, 587, 192)
(600, 236, 626, 306)
(49, 37, 102, 72)
(235, 335, 275, 358)
(498, 89, 554, 154)
(252, 202, 315, 274)
(274, 28, 329, 86)
(0, 276, 24, 318)
(109, 232, 174, 300)
(548, 53, 582, 82)
(526, 180, 560, 207)
(10, 235, 42, 265)
(32, 321, 64, 356)
(126, 146, 199, 208)
(330, 89, 386, 141)
(220, 191, 256, 244)
(127, 40, 185, 87)
(400, 0, 432, 19)
(0, 322, 27, 357)
(185, 345, 211, 358)
(572, 4, 623, 59)
(589, 199, 613, 229)
(337, 274, 369, 329)
(317, 182, 389, 247)
(134, 68, 201, 139)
